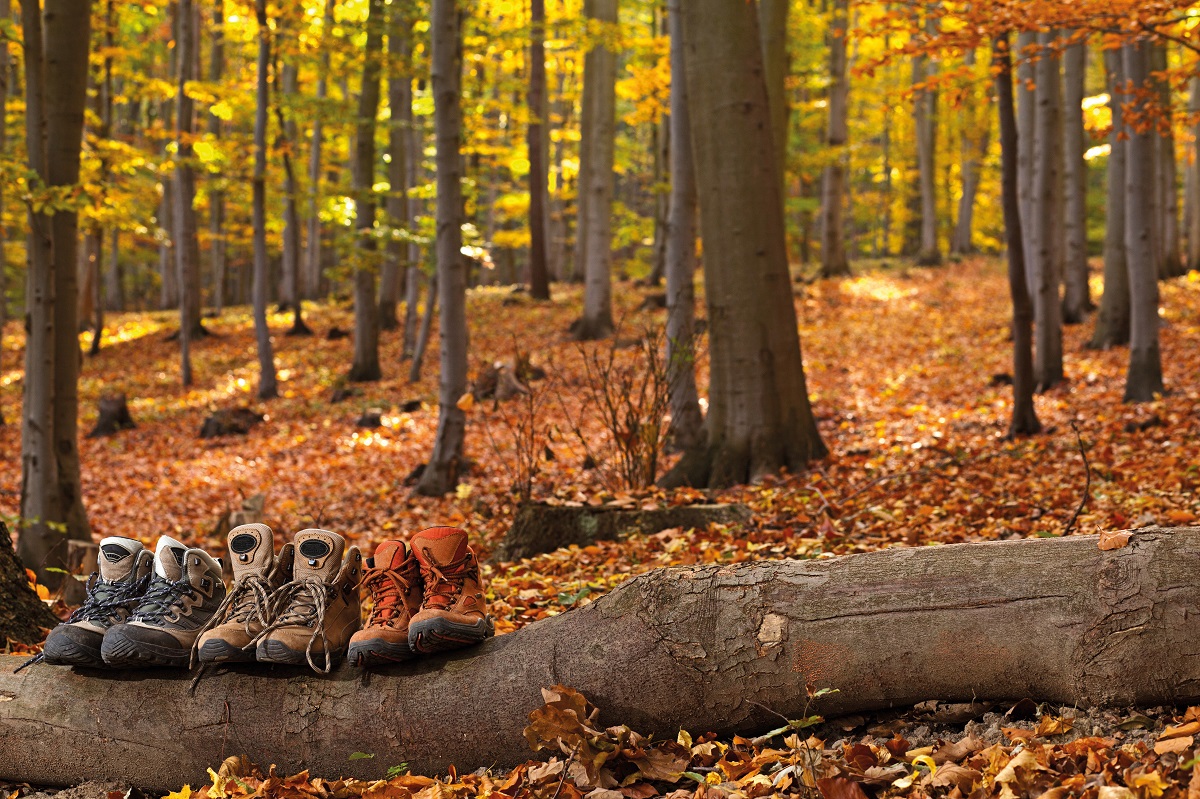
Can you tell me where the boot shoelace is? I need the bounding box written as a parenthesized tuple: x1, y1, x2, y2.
(133, 576, 198, 624)
(189, 573, 275, 668)
(362, 568, 414, 626)
(421, 548, 473, 610)
(69, 572, 151, 625)
(246, 577, 334, 674)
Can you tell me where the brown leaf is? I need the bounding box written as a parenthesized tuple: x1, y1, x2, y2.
(618, 784, 657, 799)
(630, 742, 690, 783)
(929, 764, 982, 793)
(1160, 721, 1200, 740)
(1098, 530, 1133, 551)
(1002, 727, 1036, 742)
(816, 776, 870, 799)
(1153, 735, 1193, 755)
(933, 735, 985, 765)
(1034, 715, 1074, 737)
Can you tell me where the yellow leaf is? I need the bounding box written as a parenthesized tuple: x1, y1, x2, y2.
(456, 392, 475, 411)
(36, 584, 49, 600)
(1129, 771, 1170, 799)
(163, 786, 192, 799)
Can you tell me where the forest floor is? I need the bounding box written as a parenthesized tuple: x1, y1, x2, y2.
(3, 255, 1200, 797)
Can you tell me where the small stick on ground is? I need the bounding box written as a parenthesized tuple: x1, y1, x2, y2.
(1063, 421, 1091, 537)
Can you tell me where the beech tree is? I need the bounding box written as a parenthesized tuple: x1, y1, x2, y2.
(819, 0, 850, 278)
(665, 0, 826, 488)
(209, 0, 227, 314)
(251, 0, 278, 400)
(758, 0, 789, 182)
(912, 5, 940, 267)
(0, 0, 8, 427)
(381, 8, 412, 330)
(1030, 30, 1064, 392)
(1091, 49, 1130, 351)
(305, 0, 337, 302)
(174, 0, 204, 386)
(949, 49, 989, 256)
(1061, 37, 1091, 323)
(527, 0, 551, 301)
(416, 0, 468, 496)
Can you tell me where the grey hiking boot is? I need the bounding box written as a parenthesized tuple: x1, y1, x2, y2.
(101, 535, 227, 668)
(193, 524, 294, 664)
(42, 537, 154, 668)
(251, 529, 362, 673)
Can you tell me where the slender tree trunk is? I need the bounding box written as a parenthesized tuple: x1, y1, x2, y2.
(1061, 37, 1091, 323)
(209, 0, 226, 314)
(416, 0, 467, 496)
(86, 0, 115, 356)
(1188, 74, 1200, 271)
(158, 181, 177, 309)
(664, 0, 826, 489)
(408, 273, 436, 383)
(251, 0, 278, 399)
(1149, 43, 1183, 279)
(1015, 31, 1036, 284)
(758, 0, 789, 181)
(912, 6, 940, 266)
(382, 9, 412, 329)
(572, 0, 617, 340)
(1091, 49, 1130, 350)
(993, 35, 1041, 438)
(305, 0, 336, 301)
(950, 49, 987, 255)
(1122, 40, 1165, 403)
(104, 229, 123, 312)
(0, 0, 8, 426)
(663, 0, 701, 452)
(819, 0, 850, 278)
(277, 56, 309, 335)
(527, 0, 551, 300)
(174, 0, 203, 386)
(402, 87, 423, 359)
(348, 0, 385, 382)
(1031, 30, 1064, 392)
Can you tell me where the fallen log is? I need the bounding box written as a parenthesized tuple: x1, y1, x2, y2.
(2, 527, 1198, 791)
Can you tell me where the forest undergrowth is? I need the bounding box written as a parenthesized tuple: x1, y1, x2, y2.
(4, 255, 1200, 797)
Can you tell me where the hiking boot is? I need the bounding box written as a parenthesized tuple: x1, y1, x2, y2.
(348, 540, 423, 667)
(42, 536, 154, 667)
(194, 524, 294, 664)
(252, 529, 362, 672)
(408, 527, 494, 655)
(101, 535, 227, 668)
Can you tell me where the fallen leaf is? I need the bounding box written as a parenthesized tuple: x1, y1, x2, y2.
(1035, 715, 1074, 737)
(1098, 529, 1133, 550)
(816, 776, 870, 799)
(1098, 788, 1136, 799)
(1160, 722, 1200, 740)
(1154, 736, 1193, 755)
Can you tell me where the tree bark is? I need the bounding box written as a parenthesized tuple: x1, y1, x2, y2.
(174, 0, 203, 386)
(1030, 31, 1064, 392)
(209, 0, 226, 314)
(7, 528, 1200, 791)
(0, 0, 7, 427)
(348, 0, 385, 382)
(1122, 40, 1165, 403)
(305, 0, 336, 301)
(279, 54, 308, 335)
(251, 0, 278, 400)
(1151, 43, 1183, 279)
(1187, 74, 1200, 271)
(818, 0, 850, 278)
(912, 5, 940, 267)
(381, 9, 412, 329)
(527, 0, 551, 301)
(408, 272, 437, 383)
(950, 49, 988, 256)
(758, 0, 789, 188)
(663, 0, 702, 452)
(994, 35, 1041, 438)
(1091, 49, 1130, 351)
(415, 0, 467, 496)
(572, 0, 617, 340)
(0, 521, 59, 645)
(1015, 31, 1036, 284)
(663, 0, 826, 489)
(1061, 37, 1091, 323)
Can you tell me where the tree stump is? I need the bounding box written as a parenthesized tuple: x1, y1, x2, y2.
(86, 393, 136, 438)
(0, 522, 60, 646)
(199, 408, 264, 439)
(493, 502, 753, 561)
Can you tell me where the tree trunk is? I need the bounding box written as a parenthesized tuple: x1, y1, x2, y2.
(305, 0, 336, 301)
(1151, 43, 1182, 279)
(912, 6, 940, 266)
(1187, 74, 1200, 271)
(279, 56, 307, 335)
(1122, 40, 1165, 403)
(348, 0, 385, 382)
(251, 0, 278, 400)
(818, 0, 850, 278)
(0, 0, 7, 426)
(950, 49, 988, 255)
(572, 0, 617, 340)
(527, 0, 551, 301)
(0, 522, 60, 644)
(158, 178, 177, 309)
(415, 0, 467, 496)
(663, 0, 702, 452)
(174, 0, 203, 386)
(1091, 49, 1130, 351)
(664, 0, 826, 489)
(1016, 31, 1036, 284)
(1030, 31, 1064, 393)
(1061, 38, 1091, 323)
(994, 35, 1041, 438)
(7, 528, 1200, 790)
(758, 0, 788, 181)
(381, 9, 412, 329)
(209, 0, 226, 314)
(408, 272, 437, 383)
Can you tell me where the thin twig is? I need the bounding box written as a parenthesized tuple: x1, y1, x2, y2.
(551, 743, 579, 799)
(1062, 421, 1091, 537)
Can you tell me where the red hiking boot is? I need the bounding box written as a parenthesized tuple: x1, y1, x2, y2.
(348, 540, 424, 666)
(407, 527, 494, 655)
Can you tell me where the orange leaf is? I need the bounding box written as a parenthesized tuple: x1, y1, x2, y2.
(1098, 530, 1133, 551)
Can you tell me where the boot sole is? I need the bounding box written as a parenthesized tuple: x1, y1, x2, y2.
(256, 638, 342, 669)
(348, 638, 416, 667)
(42, 630, 107, 668)
(100, 628, 190, 668)
(197, 639, 256, 664)
(408, 617, 494, 655)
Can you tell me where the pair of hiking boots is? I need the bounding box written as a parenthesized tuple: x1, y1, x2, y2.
(42, 534, 226, 669)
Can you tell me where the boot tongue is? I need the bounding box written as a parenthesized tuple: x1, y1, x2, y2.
(411, 527, 468, 569)
(153, 535, 188, 581)
(228, 523, 275, 581)
(371, 540, 410, 571)
(292, 529, 346, 582)
(97, 537, 145, 583)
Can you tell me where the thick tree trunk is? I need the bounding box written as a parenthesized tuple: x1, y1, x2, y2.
(0, 521, 59, 644)
(663, 0, 702, 452)
(6, 529, 1200, 791)
(912, 6, 940, 267)
(1091, 50, 1130, 351)
(573, 0, 617, 340)
(381, 10, 412, 329)
(819, 0, 850, 279)
(1062, 38, 1091, 323)
(527, 0, 551, 301)
(348, 0, 385, 382)
(1122, 40, 1165, 403)
(1031, 31, 1064, 393)
(251, 0, 278, 400)
(209, 1, 226, 314)
(415, 0, 467, 496)
(758, 0, 788, 184)
(664, 0, 826, 489)
(305, 0, 336, 301)
(994, 35, 1041, 438)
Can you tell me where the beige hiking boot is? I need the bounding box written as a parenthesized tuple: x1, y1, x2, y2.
(193, 524, 294, 664)
(348, 540, 424, 666)
(252, 529, 362, 672)
(408, 527, 494, 655)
